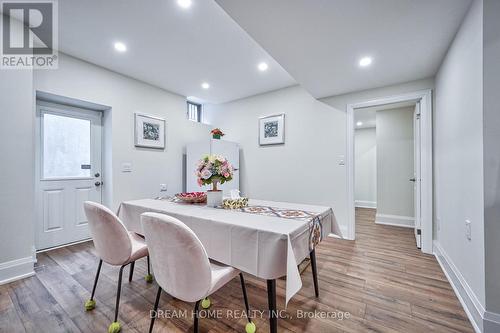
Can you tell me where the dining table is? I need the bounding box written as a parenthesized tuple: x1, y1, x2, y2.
(117, 197, 341, 333)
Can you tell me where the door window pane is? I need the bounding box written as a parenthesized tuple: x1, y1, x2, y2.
(43, 113, 91, 178)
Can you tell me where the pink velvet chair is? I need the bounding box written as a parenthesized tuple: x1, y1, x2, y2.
(83, 201, 153, 333)
(141, 212, 256, 333)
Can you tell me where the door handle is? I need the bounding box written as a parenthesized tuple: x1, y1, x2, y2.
(409, 178, 416, 182)
(95, 181, 102, 187)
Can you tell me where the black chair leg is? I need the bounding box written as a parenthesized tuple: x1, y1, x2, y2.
(239, 273, 252, 322)
(193, 300, 200, 333)
(90, 259, 103, 300)
(310, 249, 319, 297)
(149, 286, 162, 333)
(147, 255, 151, 275)
(114, 265, 126, 323)
(129, 261, 135, 282)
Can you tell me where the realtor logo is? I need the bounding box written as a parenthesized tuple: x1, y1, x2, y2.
(1, 0, 58, 69)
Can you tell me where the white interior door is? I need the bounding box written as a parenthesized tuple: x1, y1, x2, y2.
(35, 102, 102, 250)
(413, 102, 422, 248)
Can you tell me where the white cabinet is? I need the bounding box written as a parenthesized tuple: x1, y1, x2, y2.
(186, 139, 240, 195)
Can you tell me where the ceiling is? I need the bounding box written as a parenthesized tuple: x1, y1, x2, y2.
(57, 0, 296, 104)
(354, 101, 416, 129)
(215, 0, 473, 99)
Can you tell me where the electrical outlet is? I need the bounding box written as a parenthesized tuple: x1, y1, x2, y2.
(465, 219, 471, 240)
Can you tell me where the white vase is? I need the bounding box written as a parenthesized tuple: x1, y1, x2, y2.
(207, 190, 223, 207)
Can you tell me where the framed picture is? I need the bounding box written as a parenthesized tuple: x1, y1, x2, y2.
(134, 113, 166, 149)
(259, 113, 285, 146)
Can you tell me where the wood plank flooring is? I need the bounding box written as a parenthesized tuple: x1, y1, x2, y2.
(0, 208, 474, 332)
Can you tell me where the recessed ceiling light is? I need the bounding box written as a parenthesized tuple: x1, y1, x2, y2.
(114, 42, 127, 52)
(177, 0, 192, 9)
(359, 57, 372, 67)
(356, 121, 363, 126)
(258, 62, 269, 71)
(201, 82, 210, 89)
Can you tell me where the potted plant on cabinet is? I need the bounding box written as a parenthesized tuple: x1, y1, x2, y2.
(196, 155, 233, 207)
(211, 128, 224, 139)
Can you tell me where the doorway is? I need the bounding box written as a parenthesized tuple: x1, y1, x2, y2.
(354, 101, 421, 248)
(346, 90, 433, 254)
(35, 101, 103, 250)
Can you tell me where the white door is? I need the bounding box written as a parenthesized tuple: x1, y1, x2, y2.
(35, 102, 102, 250)
(413, 102, 422, 248)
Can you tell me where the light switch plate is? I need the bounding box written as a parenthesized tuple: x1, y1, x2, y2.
(338, 155, 345, 166)
(465, 219, 471, 240)
(122, 162, 132, 173)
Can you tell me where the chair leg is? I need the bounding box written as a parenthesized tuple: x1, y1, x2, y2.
(239, 273, 251, 320)
(310, 249, 319, 297)
(193, 300, 200, 333)
(85, 259, 102, 311)
(129, 261, 135, 282)
(145, 256, 153, 283)
(108, 265, 126, 333)
(91, 259, 103, 299)
(240, 273, 257, 333)
(149, 286, 162, 333)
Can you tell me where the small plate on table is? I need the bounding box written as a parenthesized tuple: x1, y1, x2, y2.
(175, 192, 207, 204)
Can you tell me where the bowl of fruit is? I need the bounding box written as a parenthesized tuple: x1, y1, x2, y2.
(175, 192, 207, 204)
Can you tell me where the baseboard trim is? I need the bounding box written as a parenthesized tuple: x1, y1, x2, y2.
(375, 213, 414, 228)
(433, 240, 488, 333)
(355, 200, 377, 209)
(484, 311, 500, 333)
(0, 256, 35, 285)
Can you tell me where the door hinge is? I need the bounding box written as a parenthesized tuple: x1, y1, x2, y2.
(416, 114, 421, 120)
(416, 229, 421, 235)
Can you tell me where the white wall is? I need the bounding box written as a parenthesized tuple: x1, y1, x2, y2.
(34, 54, 211, 211)
(205, 85, 349, 234)
(0, 15, 36, 283)
(483, 0, 500, 322)
(354, 128, 376, 208)
(434, 0, 485, 324)
(376, 107, 414, 218)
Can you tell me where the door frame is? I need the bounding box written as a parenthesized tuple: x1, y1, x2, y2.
(346, 89, 433, 254)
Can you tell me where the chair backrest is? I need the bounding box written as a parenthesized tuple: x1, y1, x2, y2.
(83, 201, 132, 265)
(141, 212, 212, 302)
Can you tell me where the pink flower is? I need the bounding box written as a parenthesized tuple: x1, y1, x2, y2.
(197, 178, 202, 187)
(201, 168, 212, 180)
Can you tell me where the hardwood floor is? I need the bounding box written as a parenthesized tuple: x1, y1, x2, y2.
(0, 208, 473, 332)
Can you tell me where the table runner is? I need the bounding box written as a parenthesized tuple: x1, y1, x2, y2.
(117, 198, 342, 305)
(218, 205, 324, 251)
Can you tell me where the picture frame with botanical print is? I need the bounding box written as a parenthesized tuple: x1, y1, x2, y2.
(259, 113, 285, 146)
(134, 113, 166, 149)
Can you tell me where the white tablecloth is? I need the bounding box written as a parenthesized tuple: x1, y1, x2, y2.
(118, 198, 341, 305)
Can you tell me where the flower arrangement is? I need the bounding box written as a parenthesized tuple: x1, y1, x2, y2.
(211, 128, 224, 139)
(196, 154, 234, 191)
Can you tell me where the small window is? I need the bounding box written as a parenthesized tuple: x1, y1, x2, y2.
(187, 101, 202, 122)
